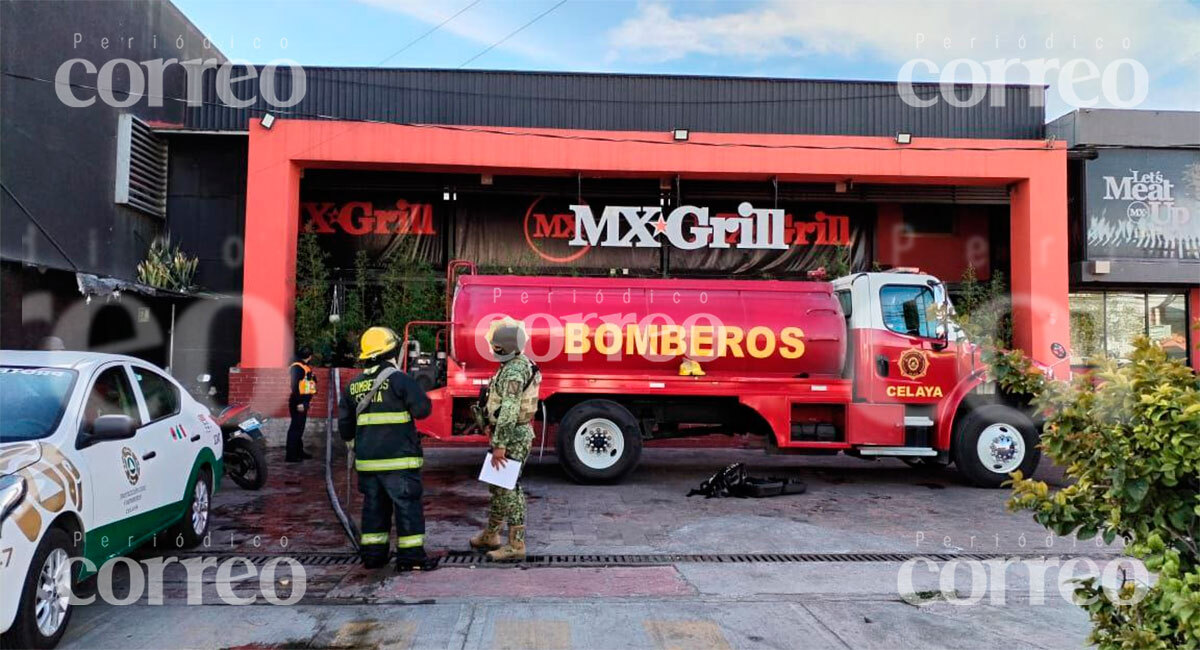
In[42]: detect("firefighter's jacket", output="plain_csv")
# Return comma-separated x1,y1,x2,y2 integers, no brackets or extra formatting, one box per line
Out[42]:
338,364,432,472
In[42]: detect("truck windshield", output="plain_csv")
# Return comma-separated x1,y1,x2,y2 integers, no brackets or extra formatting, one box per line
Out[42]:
0,367,78,442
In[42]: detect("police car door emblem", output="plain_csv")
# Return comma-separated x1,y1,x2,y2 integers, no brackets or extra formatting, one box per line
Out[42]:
121,447,140,485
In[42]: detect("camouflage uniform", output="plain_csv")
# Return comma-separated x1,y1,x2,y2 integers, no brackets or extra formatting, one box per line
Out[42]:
486,354,536,535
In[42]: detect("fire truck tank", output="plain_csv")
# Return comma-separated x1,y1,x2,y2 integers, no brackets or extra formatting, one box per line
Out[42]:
451,275,846,379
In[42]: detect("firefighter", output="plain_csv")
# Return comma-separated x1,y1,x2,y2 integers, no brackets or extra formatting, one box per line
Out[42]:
286,347,317,462
469,321,540,562
338,326,437,571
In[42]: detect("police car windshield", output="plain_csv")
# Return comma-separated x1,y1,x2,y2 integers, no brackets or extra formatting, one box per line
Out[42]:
0,367,78,442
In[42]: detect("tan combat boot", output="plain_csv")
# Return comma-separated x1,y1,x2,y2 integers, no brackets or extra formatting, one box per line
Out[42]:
486,525,526,562
469,517,503,551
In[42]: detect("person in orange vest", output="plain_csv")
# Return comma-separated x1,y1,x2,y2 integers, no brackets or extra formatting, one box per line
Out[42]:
286,346,318,462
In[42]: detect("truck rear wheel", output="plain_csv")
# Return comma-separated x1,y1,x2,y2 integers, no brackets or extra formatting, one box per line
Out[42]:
952,405,1040,488
556,399,642,484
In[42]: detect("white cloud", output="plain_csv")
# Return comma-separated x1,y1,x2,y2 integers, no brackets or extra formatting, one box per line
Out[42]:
610,1,1199,65
607,0,1200,109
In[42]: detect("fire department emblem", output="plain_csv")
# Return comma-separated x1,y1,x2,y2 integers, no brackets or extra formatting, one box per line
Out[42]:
897,349,930,380
121,447,141,485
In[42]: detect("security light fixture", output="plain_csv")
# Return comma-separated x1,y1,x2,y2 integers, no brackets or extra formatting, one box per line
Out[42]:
895,132,912,145
260,113,275,130
672,128,689,141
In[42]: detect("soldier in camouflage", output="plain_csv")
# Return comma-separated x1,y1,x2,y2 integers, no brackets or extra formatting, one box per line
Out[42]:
469,321,540,562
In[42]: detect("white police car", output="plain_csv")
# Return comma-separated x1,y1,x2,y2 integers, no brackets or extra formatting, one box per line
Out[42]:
0,351,222,648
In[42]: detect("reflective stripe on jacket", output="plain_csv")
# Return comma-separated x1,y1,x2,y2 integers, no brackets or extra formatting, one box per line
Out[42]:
357,411,412,426
355,456,424,471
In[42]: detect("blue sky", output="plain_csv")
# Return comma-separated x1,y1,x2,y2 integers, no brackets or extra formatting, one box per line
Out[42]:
176,0,1199,118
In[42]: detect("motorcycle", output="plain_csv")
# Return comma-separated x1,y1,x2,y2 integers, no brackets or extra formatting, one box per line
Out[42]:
191,374,269,490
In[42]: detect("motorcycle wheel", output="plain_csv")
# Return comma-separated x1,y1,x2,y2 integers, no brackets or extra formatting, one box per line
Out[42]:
225,438,268,490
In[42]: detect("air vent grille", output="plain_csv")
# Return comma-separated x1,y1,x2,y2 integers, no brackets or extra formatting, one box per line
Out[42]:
114,114,168,217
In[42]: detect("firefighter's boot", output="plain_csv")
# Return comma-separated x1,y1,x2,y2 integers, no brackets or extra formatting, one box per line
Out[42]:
469,517,503,551
395,554,439,572
486,525,526,562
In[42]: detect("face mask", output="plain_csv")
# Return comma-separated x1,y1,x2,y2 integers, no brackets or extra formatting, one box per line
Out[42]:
493,346,517,362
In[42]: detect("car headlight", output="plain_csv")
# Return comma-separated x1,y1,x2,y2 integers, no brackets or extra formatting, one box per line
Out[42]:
0,474,29,525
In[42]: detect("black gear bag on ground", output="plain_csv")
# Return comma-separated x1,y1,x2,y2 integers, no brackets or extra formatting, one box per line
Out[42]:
686,463,807,498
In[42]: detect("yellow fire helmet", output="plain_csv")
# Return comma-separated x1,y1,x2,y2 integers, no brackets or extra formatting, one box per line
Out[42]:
359,326,400,361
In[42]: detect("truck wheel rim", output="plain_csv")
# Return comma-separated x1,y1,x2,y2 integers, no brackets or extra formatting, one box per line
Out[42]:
192,478,210,534
976,423,1025,474
574,418,625,470
35,547,70,637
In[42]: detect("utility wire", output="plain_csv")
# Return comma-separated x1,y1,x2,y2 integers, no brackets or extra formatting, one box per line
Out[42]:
2,69,950,107
1,182,80,270
402,122,1061,152
457,0,567,68
377,0,484,66
2,71,1065,152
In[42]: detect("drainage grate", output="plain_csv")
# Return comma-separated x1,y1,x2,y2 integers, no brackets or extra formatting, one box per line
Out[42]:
172,552,361,566
173,550,1118,568
436,551,1115,567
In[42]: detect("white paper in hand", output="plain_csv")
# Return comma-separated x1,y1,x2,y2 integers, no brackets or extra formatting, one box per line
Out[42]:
478,453,522,490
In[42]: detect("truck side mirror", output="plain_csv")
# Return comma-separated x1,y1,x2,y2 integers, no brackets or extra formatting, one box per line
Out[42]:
902,301,922,336
924,279,951,350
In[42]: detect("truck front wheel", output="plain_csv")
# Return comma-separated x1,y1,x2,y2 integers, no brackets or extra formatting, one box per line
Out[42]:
556,399,643,484
952,405,1040,488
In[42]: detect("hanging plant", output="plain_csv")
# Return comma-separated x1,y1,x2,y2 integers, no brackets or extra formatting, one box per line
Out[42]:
136,235,199,291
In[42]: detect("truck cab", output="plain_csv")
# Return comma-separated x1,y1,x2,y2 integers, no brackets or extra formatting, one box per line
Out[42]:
831,271,1041,487
834,271,964,404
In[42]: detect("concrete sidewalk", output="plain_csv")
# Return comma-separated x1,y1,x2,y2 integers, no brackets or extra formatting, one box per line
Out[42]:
64,599,1092,649
62,558,1097,649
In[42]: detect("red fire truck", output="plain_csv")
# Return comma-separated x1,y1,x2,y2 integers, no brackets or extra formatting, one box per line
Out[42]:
405,263,1054,488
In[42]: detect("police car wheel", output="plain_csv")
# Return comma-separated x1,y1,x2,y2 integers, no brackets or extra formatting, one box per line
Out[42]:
556,399,642,484
172,469,212,548
2,527,76,649
952,405,1040,489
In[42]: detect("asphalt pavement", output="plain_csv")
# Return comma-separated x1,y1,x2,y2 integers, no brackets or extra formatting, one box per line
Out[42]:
57,436,1119,649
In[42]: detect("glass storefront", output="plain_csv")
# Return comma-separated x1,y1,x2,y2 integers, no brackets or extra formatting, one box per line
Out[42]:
1068,291,1192,365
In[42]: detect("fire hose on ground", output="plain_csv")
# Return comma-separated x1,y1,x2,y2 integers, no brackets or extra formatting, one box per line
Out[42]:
325,368,360,550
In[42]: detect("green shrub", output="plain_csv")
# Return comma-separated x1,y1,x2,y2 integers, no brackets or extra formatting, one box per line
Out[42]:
955,266,1012,348
293,232,335,362
1009,338,1200,649
338,250,371,357
380,238,443,354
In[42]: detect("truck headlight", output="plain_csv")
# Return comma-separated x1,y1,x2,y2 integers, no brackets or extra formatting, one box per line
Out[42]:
0,474,28,525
